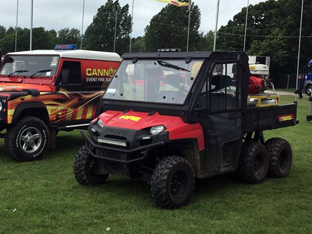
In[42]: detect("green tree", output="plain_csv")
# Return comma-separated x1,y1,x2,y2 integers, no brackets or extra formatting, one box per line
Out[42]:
216,0,312,78
144,1,201,52
248,30,288,75
49,29,57,39
32,27,56,50
0,26,6,39
0,27,27,53
0,26,57,53
6,27,15,35
198,31,214,51
84,0,131,54
131,36,145,52
0,34,15,54
57,28,81,47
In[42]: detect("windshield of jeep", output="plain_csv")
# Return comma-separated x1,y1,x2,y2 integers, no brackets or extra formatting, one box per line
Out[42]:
104,59,203,104
0,55,59,78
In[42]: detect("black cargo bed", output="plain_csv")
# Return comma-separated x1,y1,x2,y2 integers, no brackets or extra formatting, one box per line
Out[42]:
244,103,298,133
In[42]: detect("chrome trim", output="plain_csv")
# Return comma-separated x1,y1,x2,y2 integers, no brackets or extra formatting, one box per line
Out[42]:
98,138,127,147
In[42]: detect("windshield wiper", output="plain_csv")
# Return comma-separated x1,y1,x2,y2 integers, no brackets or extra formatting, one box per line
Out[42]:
30,69,52,78
8,70,29,77
157,60,190,72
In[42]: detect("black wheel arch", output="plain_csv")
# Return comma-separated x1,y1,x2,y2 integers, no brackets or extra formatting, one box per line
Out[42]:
160,139,200,176
12,102,50,125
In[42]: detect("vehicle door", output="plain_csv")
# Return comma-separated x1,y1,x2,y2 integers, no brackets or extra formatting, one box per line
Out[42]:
193,59,243,176
57,59,98,126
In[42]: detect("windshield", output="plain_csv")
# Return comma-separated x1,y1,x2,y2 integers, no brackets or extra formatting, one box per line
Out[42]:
104,59,203,104
0,55,59,78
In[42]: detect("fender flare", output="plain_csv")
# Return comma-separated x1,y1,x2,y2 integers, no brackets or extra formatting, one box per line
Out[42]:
11,102,49,124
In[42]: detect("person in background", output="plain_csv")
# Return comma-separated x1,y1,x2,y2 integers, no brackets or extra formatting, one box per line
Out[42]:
295,74,305,99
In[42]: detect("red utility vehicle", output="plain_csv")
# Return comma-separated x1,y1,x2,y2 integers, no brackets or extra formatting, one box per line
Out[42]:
74,51,297,209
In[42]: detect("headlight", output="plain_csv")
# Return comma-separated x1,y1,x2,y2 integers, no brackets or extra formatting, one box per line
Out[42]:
150,125,165,135
97,118,105,128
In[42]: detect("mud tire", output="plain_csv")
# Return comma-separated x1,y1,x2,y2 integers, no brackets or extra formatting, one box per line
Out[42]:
236,141,269,184
151,156,194,209
74,145,109,186
265,138,292,178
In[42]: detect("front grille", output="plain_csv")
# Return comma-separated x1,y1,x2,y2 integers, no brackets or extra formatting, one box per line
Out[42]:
95,148,125,160
98,137,127,147
105,134,127,141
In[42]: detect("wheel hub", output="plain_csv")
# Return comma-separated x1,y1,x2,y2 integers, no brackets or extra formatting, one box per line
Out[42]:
19,127,42,153
170,172,187,198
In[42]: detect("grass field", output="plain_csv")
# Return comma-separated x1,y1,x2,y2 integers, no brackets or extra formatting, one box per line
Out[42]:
1,95,312,234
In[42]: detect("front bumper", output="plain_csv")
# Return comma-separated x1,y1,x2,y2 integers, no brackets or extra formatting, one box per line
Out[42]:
83,131,165,164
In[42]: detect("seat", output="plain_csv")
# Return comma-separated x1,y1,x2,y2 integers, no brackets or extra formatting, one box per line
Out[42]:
211,75,232,92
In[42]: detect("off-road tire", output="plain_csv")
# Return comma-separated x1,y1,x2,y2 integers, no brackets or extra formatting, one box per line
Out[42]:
265,138,292,178
5,116,50,162
151,156,194,209
236,141,269,184
74,145,109,186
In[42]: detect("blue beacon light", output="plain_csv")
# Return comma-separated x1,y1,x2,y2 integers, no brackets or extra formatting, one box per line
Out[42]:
54,44,78,50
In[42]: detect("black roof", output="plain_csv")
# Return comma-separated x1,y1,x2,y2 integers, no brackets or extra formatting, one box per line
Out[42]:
122,51,245,60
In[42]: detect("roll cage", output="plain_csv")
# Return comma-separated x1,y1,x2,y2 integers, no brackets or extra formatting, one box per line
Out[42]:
102,51,249,123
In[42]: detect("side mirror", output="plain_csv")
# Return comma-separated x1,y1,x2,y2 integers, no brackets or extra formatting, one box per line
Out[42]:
61,68,70,84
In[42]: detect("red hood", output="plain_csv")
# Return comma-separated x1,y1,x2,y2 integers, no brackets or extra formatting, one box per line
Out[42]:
98,110,185,130
0,83,53,92
98,110,205,150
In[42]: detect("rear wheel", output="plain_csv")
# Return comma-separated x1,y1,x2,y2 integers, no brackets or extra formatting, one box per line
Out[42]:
74,145,109,186
5,116,50,162
236,141,269,184
265,138,292,178
151,156,194,209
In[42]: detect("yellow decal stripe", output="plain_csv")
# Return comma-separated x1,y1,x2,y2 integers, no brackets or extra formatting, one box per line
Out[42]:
66,109,73,121
76,107,83,120
87,105,94,119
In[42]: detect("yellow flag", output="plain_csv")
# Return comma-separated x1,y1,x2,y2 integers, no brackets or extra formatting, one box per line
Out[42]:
150,0,190,7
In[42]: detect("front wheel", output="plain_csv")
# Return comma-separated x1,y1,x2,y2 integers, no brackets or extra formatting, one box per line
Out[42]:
265,138,292,178
236,141,269,184
151,156,194,209
74,145,109,186
5,116,50,162
306,85,312,96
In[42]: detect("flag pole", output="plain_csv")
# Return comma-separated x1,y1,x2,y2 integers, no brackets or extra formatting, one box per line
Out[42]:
295,0,304,102
30,0,33,51
243,0,249,52
15,0,19,52
129,0,134,52
114,11,117,52
186,0,191,52
81,0,85,49
213,0,220,51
